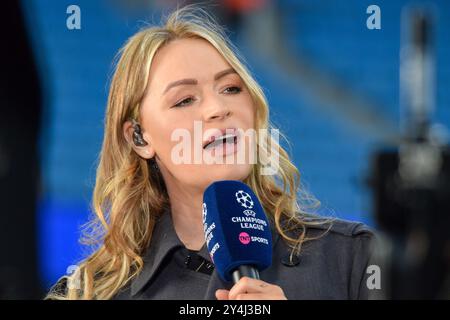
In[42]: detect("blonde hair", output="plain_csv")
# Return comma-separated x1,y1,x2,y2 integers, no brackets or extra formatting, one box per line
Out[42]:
47,4,330,300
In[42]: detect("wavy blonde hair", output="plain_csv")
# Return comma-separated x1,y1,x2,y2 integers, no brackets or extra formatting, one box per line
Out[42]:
47,4,330,300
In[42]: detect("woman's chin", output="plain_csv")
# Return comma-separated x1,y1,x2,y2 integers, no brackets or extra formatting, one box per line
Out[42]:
203,163,252,184
172,163,253,191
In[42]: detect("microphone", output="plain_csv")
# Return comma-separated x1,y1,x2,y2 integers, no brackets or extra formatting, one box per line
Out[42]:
202,180,272,283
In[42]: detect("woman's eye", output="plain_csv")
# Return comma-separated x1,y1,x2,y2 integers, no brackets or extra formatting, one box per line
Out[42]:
223,86,242,94
173,97,195,108
171,87,241,108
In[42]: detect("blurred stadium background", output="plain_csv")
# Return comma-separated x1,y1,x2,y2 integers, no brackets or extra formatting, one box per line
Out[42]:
1,0,448,298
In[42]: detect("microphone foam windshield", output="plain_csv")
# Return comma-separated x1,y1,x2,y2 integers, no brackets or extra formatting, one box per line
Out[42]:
202,180,272,282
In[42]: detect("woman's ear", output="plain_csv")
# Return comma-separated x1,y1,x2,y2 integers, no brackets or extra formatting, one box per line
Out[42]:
123,120,155,159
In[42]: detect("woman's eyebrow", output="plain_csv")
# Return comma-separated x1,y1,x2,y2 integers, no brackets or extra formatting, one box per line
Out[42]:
162,68,237,95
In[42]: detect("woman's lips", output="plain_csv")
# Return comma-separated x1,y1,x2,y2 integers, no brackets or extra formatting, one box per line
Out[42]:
204,131,241,158
202,128,238,149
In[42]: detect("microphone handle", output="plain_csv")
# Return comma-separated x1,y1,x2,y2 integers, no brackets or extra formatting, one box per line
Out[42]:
231,265,260,284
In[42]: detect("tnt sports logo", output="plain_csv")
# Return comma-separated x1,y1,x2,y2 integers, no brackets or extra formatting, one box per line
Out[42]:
202,203,207,223
238,232,251,245
235,190,254,209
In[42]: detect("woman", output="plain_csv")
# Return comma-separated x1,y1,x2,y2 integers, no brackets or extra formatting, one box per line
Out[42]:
47,5,377,300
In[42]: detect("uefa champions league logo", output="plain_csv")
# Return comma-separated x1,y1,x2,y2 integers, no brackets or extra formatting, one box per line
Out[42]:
232,188,268,246
235,190,256,217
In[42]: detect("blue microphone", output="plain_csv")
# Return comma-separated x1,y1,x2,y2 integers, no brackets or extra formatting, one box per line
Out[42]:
202,180,272,283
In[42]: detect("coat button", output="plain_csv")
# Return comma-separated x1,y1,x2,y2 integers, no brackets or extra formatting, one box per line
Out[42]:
281,253,300,267
184,255,192,266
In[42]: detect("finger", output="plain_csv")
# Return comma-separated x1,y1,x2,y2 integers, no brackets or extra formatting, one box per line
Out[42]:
215,289,230,300
234,293,286,300
228,277,273,300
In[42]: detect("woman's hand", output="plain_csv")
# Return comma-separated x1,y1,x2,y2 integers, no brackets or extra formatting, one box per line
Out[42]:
215,277,287,300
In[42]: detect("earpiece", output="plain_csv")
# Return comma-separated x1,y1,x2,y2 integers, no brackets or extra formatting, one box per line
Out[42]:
131,119,148,147
129,119,158,171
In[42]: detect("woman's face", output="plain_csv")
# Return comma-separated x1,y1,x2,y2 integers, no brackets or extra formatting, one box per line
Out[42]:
135,38,256,191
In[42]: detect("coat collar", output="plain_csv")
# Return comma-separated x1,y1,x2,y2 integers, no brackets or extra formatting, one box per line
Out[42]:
130,208,184,296
130,208,281,298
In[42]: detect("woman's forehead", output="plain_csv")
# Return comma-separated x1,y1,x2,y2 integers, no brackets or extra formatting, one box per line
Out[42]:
147,38,232,94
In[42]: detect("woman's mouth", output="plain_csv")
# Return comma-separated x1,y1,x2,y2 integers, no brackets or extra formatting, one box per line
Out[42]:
203,132,239,157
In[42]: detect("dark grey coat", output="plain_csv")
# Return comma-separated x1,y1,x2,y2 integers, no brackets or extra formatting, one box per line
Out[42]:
49,208,380,300
110,210,380,300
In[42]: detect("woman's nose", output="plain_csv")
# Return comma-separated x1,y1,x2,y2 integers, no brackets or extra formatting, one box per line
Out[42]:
203,104,232,122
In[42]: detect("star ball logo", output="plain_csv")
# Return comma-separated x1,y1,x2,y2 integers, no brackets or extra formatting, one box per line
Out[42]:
235,190,254,209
